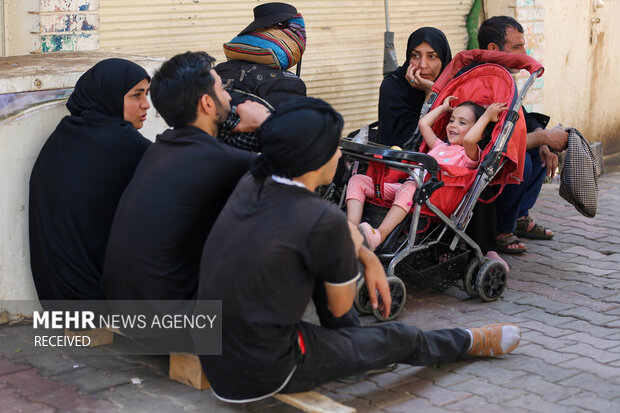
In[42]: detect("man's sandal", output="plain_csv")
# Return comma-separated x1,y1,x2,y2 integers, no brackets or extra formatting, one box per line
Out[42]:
495,233,527,254
514,215,554,240
466,323,521,357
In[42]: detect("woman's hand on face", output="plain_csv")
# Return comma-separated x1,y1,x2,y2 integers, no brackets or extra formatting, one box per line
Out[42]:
406,66,434,93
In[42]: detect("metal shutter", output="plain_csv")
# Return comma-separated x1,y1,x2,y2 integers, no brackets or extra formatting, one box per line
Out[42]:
99,0,473,133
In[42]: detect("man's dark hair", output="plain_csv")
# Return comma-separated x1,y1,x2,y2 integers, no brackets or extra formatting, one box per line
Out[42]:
477,16,524,50
150,51,217,127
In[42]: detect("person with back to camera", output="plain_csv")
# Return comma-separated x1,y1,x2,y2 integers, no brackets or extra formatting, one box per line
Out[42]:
477,16,569,253
193,97,522,403
348,96,509,268
377,27,452,147
29,58,152,303
215,2,307,151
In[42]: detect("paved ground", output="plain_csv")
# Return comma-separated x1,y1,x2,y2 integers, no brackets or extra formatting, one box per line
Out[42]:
2,171,620,412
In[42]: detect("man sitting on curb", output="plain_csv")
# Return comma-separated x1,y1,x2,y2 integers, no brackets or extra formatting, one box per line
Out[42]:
194,97,522,403
101,52,269,321
478,16,569,253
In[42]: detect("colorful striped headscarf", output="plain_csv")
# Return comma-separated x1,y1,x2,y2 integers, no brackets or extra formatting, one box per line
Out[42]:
223,15,306,70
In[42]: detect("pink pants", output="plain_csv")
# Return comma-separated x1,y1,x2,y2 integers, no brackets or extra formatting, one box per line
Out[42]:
345,174,417,212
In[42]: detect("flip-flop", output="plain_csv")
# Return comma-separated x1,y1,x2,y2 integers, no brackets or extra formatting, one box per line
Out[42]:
514,215,554,240
495,233,527,254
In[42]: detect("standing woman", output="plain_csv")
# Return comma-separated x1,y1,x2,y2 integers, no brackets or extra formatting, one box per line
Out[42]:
377,27,452,146
29,58,152,301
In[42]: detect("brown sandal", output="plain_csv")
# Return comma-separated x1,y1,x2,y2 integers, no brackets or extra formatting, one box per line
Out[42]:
495,233,527,254
514,215,554,240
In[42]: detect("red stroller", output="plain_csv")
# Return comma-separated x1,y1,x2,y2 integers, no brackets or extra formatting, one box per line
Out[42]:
335,50,544,320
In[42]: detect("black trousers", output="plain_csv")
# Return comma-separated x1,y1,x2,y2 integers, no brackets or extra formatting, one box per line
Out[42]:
282,321,469,393
283,278,470,393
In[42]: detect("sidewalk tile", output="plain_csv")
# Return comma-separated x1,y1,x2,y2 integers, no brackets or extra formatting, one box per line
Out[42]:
559,392,620,412
503,375,580,403
510,358,578,383
0,357,30,376
560,342,620,364
558,358,620,380
0,367,67,396
449,377,526,403
0,387,55,413
385,395,457,413
505,393,581,413
560,372,620,399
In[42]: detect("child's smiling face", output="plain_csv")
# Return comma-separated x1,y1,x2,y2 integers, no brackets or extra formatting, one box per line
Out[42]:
446,106,476,145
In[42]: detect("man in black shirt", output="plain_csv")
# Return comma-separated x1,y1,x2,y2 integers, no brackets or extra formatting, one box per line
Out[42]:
101,52,270,316
195,97,522,403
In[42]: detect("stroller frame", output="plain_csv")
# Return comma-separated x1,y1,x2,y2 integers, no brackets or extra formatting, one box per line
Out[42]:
334,50,544,321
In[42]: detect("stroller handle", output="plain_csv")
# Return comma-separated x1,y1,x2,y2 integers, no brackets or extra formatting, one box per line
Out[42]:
340,139,440,178
433,50,544,93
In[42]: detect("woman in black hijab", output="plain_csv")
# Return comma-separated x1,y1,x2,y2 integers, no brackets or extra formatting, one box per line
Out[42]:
377,27,452,146
29,58,152,301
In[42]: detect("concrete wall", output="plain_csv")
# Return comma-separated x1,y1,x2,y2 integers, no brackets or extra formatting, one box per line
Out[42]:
484,0,620,152
544,0,620,153
3,0,40,56
0,52,166,316
1,0,100,56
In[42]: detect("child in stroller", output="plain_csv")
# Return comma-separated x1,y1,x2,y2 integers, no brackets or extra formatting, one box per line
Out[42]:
346,97,507,253
331,49,543,321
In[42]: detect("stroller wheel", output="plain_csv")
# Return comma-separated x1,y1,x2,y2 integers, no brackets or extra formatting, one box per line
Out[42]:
354,280,373,315
372,276,406,322
476,261,507,301
463,259,480,298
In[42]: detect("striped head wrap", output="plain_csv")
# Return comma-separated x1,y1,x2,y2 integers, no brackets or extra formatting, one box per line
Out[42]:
223,15,306,70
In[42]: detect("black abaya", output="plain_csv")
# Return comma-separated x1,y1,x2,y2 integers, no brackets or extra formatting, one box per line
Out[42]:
29,58,151,300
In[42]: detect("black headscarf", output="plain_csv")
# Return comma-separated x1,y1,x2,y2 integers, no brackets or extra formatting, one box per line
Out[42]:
404,27,452,68
29,58,152,302
377,27,452,147
67,58,150,120
252,97,343,179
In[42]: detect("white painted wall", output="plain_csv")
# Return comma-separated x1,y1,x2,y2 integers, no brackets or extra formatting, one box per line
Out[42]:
3,0,40,56
0,52,166,316
544,0,620,153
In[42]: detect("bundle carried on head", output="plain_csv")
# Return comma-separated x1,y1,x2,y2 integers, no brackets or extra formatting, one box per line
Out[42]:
223,10,306,70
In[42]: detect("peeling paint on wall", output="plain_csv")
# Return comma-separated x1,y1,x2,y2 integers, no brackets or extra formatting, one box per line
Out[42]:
76,33,99,50
41,34,76,52
37,0,99,53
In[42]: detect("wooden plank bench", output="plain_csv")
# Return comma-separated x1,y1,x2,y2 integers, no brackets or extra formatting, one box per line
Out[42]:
64,327,115,347
64,328,355,412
